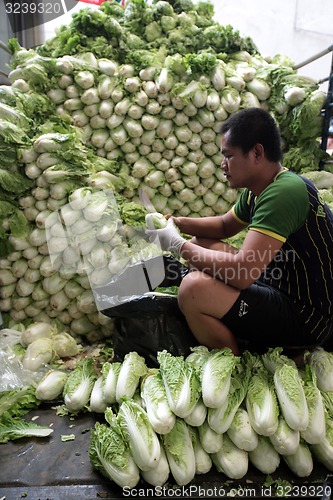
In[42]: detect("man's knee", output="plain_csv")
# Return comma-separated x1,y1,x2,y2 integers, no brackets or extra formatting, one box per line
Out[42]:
178,271,204,312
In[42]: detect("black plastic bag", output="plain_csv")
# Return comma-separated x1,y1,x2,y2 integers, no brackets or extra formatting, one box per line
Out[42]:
101,255,198,367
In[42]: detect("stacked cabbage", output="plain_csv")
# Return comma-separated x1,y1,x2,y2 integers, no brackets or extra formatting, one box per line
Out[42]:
0,0,330,339
30,345,333,486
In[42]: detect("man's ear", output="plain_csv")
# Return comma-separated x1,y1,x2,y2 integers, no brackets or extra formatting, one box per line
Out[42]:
253,143,264,160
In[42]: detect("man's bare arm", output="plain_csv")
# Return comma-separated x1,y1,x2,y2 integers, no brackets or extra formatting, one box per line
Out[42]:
180,229,283,290
173,209,246,240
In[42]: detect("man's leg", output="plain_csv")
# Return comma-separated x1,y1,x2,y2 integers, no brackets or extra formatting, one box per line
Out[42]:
178,270,241,355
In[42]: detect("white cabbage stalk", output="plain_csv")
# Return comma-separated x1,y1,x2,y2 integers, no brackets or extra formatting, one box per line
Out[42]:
52,332,81,357
47,88,66,104
274,364,309,432
284,86,307,106
162,418,196,486
269,415,300,456
241,91,261,108
245,364,279,437
21,321,56,346
311,418,333,471
33,133,72,154
197,419,223,454
117,399,161,471
102,361,122,404
226,74,246,91
140,369,176,435
63,357,97,411
184,397,207,427
261,346,296,374
89,420,140,488
35,369,68,401
22,337,54,371
211,433,248,479
210,62,226,91
157,350,201,419
246,78,271,100
189,426,212,475
140,441,170,486
50,289,71,312
221,86,241,113
42,275,67,295
305,347,333,392
98,58,117,76
227,407,258,451
249,435,280,474
116,352,147,403
90,376,108,413
201,348,238,409
0,269,17,287
77,289,98,314
68,187,92,210
283,440,313,477
74,70,95,89
300,364,326,444
145,212,168,230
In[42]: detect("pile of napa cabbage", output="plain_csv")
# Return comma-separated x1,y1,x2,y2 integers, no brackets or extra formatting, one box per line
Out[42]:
0,0,331,340
4,338,333,488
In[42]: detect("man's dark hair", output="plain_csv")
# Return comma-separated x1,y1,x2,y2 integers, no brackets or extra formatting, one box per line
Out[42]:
220,108,282,162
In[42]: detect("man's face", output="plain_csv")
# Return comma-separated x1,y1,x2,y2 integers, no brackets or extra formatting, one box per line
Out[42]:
220,132,252,189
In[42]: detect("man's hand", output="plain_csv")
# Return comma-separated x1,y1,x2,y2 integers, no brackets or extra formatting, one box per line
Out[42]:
146,218,186,256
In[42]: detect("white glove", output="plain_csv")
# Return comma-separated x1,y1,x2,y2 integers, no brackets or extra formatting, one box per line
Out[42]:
146,218,186,256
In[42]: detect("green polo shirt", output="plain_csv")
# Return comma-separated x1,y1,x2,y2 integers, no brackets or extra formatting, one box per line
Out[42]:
232,169,333,337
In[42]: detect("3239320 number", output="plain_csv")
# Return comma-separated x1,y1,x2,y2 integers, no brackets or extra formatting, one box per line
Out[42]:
5,2,62,15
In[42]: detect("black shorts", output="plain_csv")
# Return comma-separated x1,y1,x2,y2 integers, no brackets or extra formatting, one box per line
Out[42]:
222,282,333,353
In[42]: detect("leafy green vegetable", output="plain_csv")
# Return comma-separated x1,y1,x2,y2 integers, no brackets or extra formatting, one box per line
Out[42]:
300,364,326,444
227,407,258,451
0,119,30,144
145,212,168,229
101,361,122,405
162,417,196,486
269,415,300,456
0,169,32,196
244,352,279,436
157,350,201,418
35,370,68,401
154,285,179,296
35,0,258,61
211,432,248,479
63,357,97,412
22,337,54,372
0,385,40,419
115,351,147,402
283,439,313,477
290,89,326,141
0,416,53,443
311,417,333,472
249,435,280,474
208,362,249,434
201,347,239,409
116,399,161,471
140,440,170,486
273,364,309,432
140,368,176,434
89,419,140,488
305,347,333,392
